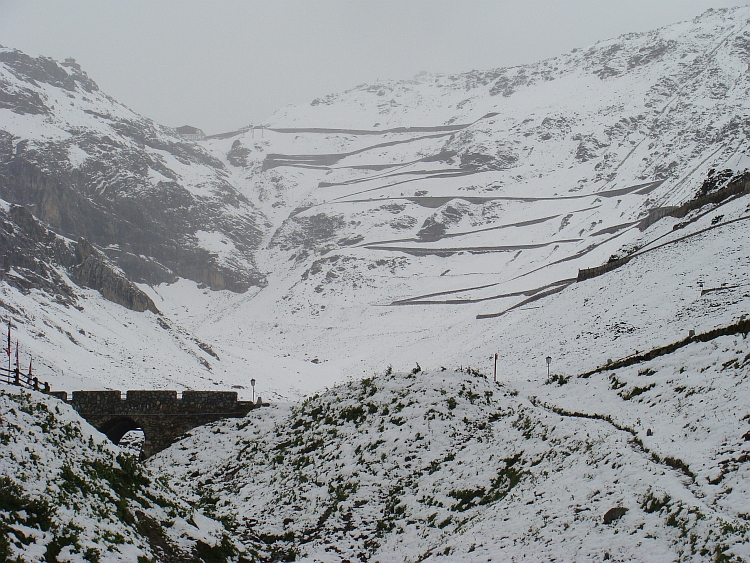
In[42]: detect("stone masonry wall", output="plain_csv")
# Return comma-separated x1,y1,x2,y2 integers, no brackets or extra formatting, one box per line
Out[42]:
69,390,260,458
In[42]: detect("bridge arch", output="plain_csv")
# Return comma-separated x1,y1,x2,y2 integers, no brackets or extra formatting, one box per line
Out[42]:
99,417,143,445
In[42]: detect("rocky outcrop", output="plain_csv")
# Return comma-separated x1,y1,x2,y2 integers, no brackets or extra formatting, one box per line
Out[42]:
0,204,158,313
71,238,159,313
269,213,348,252
0,49,268,297
227,139,251,167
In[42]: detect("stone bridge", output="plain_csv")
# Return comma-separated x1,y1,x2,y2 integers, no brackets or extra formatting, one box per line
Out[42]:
54,390,261,459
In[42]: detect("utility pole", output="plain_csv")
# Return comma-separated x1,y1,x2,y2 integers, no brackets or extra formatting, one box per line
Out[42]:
251,378,256,403
546,356,552,382
493,352,498,383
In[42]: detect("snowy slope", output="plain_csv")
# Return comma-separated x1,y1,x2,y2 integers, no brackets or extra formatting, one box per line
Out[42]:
151,339,750,561
0,385,250,562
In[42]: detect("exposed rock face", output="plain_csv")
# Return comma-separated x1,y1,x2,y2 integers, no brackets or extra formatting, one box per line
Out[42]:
71,238,159,313
0,47,268,301
0,204,76,304
227,139,251,167
0,204,158,313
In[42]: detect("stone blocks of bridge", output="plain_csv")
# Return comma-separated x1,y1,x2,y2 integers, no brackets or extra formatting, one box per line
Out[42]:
181,391,240,411
66,389,260,459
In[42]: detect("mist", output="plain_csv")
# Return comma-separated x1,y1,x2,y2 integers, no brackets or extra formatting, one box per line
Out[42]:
0,0,741,133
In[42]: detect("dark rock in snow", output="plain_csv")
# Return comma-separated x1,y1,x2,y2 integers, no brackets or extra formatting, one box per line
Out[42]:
603,506,629,524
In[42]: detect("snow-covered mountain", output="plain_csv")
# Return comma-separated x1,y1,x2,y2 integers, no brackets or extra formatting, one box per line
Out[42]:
2,7,749,400
2,4,750,562
0,47,267,293
191,6,750,398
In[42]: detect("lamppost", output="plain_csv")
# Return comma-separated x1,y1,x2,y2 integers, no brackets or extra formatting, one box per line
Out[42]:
251,378,256,403
546,356,552,381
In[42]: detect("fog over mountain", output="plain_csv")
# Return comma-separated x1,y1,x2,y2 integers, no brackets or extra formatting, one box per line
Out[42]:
2,4,750,562
0,0,741,132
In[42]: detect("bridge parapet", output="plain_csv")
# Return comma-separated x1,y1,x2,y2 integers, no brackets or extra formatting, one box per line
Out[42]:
126,390,177,403
72,390,123,411
181,390,239,413
121,390,179,414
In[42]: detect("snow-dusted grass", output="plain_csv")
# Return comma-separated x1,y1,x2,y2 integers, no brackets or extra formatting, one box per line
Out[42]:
152,348,750,561
527,332,750,521
0,386,246,562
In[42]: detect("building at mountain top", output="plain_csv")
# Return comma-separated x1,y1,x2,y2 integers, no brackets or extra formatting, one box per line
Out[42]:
176,125,206,141
61,58,81,71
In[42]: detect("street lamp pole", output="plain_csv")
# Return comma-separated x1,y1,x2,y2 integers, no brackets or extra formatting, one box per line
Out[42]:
251,378,256,403
546,356,552,381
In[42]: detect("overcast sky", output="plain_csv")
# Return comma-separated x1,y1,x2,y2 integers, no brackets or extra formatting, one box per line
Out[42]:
0,0,742,133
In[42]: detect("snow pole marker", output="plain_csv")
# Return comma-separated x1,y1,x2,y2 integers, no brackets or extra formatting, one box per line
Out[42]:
6,320,10,377
14,340,20,383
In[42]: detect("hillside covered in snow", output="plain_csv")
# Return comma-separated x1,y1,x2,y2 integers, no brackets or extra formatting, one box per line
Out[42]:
151,342,750,562
0,385,250,562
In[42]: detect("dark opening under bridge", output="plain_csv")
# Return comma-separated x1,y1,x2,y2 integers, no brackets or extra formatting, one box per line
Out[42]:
51,389,261,459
